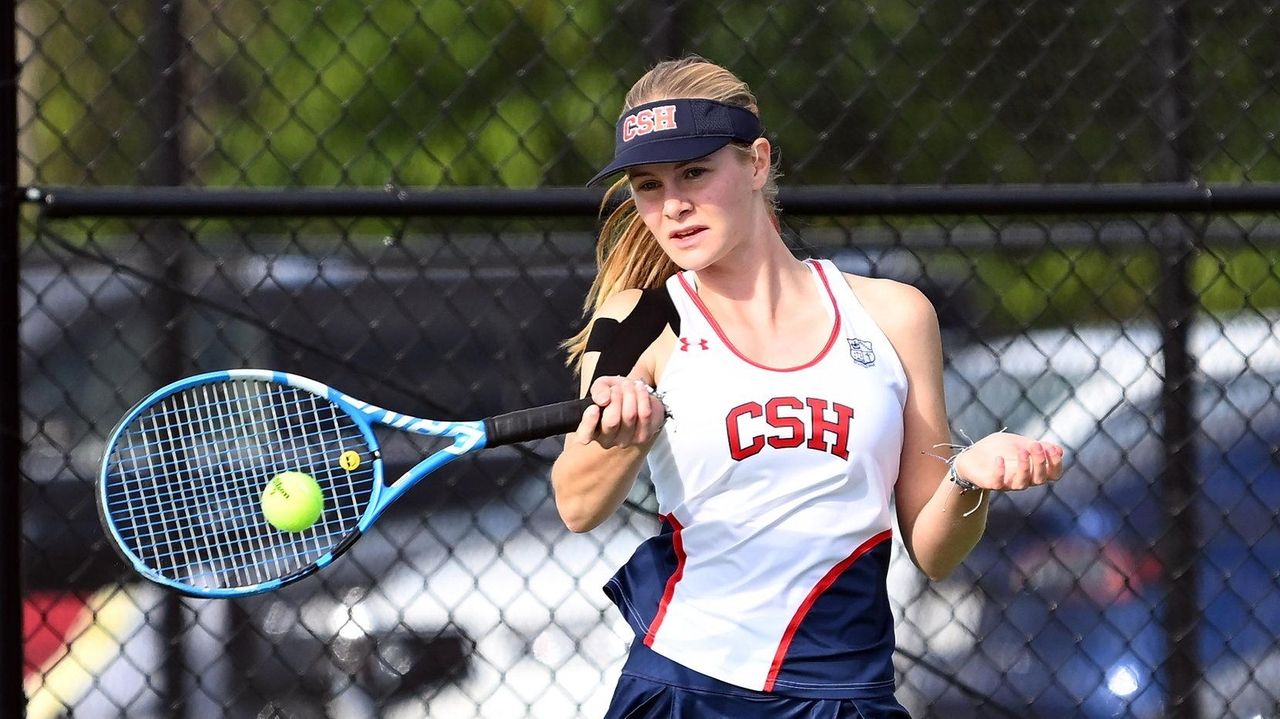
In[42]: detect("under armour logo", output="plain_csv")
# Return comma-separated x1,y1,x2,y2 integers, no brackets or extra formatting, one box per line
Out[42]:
679,337,710,352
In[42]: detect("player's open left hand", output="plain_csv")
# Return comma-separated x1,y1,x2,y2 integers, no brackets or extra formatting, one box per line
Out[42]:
952,431,1065,492
575,375,666,449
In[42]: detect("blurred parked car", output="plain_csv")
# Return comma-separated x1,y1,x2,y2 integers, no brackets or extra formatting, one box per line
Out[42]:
20,243,592,589
18,244,595,717
910,314,1280,719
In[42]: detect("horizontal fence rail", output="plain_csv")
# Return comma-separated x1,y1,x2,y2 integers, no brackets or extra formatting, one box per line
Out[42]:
27,182,1280,218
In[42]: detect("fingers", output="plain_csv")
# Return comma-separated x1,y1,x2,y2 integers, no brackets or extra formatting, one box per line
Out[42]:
1049,444,1066,479
1023,445,1045,488
589,376,617,405
1029,442,1065,486
578,376,665,449
957,433,1066,492
573,404,600,445
1002,441,1064,490
619,381,638,439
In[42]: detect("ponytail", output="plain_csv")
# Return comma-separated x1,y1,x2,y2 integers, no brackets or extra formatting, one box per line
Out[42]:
562,177,679,369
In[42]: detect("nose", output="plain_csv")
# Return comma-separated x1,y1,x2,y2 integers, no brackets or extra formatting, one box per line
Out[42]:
663,195,692,221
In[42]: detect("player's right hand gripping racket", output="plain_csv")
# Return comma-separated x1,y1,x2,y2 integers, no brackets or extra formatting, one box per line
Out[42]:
97,369,590,598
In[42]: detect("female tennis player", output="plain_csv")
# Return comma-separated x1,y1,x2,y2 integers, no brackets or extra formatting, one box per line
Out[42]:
551,56,1065,718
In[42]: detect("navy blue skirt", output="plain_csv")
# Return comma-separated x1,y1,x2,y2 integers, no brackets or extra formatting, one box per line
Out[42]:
604,642,911,719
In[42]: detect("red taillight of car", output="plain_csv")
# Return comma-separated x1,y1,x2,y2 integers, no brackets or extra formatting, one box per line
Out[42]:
1010,537,1162,604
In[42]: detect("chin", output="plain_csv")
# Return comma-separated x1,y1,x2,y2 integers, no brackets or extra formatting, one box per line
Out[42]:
665,250,716,273
661,239,725,273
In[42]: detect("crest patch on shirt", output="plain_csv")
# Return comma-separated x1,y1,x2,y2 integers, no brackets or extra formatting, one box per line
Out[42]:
848,338,875,367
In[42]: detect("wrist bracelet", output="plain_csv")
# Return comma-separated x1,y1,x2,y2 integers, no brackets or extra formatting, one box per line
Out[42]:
946,463,986,517
925,433,990,518
946,463,980,493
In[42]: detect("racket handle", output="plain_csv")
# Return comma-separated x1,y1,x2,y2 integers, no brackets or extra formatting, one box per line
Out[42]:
483,398,595,447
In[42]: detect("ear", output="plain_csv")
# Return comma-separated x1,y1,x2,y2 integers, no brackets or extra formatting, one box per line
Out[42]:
749,138,772,191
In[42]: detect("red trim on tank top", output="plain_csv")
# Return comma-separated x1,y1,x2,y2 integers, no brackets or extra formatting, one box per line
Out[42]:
643,514,687,648
675,259,842,373
763,529,893,692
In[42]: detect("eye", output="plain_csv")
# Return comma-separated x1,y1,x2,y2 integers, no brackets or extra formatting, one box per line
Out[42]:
684,167,707,180
630,179,660,192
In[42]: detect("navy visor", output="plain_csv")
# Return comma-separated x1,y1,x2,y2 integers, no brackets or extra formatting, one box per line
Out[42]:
587,98,763,186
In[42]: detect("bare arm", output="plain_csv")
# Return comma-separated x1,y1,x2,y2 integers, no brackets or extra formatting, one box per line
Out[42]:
862,278,1064,580
881,283,987,580
550,290,667,533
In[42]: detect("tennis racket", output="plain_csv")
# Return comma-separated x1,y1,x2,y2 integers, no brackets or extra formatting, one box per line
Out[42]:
97,369,590,598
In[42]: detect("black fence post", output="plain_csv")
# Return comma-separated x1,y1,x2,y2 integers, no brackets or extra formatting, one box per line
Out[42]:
644,1,684,63
0,0,23,713
1151,2,1202,718
143,0,190,716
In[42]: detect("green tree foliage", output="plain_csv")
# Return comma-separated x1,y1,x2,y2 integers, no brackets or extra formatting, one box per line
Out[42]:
21,0,1280,188
17,1,1280,325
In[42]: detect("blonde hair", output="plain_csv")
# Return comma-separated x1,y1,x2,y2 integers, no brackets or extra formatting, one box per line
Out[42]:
563,56,781,369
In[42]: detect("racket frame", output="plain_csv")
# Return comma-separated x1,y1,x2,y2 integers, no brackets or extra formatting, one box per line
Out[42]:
97,369,494,598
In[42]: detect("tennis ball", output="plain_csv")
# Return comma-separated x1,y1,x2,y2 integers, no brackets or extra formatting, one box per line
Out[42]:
261,471,324,532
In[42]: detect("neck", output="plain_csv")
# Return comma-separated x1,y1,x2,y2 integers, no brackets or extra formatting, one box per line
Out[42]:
695,203,803,297
691,222,811,323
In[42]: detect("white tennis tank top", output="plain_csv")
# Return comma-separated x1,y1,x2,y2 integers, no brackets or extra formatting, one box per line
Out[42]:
604,258,909,697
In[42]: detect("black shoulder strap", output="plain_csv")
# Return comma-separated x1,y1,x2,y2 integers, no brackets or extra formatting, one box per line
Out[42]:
584,286,680,388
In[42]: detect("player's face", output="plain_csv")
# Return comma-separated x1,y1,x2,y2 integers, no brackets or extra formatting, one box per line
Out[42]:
627,144,764,271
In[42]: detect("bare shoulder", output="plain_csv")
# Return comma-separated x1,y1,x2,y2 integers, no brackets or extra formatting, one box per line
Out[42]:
581,286,674,387
594,288,645,321
842,273,939,338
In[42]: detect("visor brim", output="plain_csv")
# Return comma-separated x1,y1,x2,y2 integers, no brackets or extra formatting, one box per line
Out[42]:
586,136,738,187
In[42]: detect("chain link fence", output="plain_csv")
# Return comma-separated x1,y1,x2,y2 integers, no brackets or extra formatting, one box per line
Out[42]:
11,1,1280,718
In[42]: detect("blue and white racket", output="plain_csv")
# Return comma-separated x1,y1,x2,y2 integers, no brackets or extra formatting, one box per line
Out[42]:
97,369,590,598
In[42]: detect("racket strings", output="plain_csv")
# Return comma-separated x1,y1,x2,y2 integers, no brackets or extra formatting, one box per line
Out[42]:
102,379,376,590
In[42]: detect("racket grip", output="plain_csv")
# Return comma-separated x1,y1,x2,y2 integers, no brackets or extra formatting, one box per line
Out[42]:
483,398,595,447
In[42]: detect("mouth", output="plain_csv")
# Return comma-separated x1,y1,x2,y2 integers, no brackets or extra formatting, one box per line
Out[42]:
668,226,707,243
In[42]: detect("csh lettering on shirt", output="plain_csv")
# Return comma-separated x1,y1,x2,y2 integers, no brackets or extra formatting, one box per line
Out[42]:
724,397,854,461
